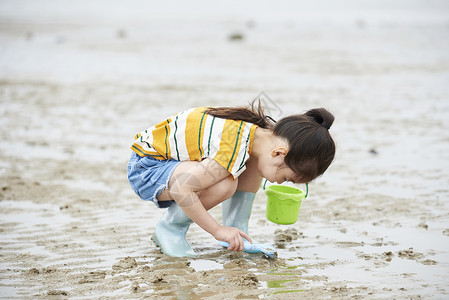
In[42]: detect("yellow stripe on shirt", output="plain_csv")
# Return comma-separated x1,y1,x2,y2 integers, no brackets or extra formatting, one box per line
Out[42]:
248,124,257,155
131,143,162,158
150,118,171,159
185,107,207,161
215,119,245,172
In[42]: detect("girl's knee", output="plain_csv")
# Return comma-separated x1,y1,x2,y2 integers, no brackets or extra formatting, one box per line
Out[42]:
220,176,238,199
200,176,237,201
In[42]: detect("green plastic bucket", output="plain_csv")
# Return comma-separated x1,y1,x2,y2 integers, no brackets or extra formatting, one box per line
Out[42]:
265,184,307,225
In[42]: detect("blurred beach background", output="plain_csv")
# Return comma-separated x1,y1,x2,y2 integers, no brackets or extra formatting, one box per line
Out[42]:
1,0,449,298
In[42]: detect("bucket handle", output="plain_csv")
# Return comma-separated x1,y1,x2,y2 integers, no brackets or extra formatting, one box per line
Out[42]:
262,179,308,198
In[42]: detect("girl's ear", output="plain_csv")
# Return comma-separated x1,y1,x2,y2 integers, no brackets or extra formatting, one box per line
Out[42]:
271,147,288,158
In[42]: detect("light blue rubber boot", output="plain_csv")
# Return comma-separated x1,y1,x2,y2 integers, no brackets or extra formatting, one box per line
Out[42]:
222,190,255,233
152,203,197,257
221,190,260,253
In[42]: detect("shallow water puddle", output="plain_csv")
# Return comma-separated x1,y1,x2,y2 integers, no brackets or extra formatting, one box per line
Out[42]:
0,200,64,224
189,259,223,271
256,271,306,297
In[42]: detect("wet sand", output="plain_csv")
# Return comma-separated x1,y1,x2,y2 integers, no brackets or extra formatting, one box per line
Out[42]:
1,0,449,298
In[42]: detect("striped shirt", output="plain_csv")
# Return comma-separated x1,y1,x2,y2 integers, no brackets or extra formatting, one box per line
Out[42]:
131,107,258,179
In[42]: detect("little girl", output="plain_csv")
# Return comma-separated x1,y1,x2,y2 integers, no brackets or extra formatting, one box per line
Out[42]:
127,100,335,257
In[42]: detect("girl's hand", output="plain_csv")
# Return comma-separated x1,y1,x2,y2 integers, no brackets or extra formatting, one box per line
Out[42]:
213,225,253,252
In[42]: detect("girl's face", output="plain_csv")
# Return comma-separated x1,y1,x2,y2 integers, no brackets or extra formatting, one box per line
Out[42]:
258,147,307,184
273,164,304,184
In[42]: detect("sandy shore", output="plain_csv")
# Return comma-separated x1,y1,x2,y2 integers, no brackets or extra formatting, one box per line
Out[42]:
1,0,449,298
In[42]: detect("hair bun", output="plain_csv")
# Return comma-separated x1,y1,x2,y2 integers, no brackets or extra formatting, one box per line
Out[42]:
305,108,334,130
321,121,330,130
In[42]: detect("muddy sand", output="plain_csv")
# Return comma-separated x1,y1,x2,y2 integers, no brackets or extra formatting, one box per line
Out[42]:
1,1,449,299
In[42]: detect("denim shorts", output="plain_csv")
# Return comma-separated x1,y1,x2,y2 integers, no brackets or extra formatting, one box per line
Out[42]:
127,152,181,208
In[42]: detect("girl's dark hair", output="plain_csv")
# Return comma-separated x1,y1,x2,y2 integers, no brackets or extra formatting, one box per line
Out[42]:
273,108,335,182
205,100,276,129
205,100,335,181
